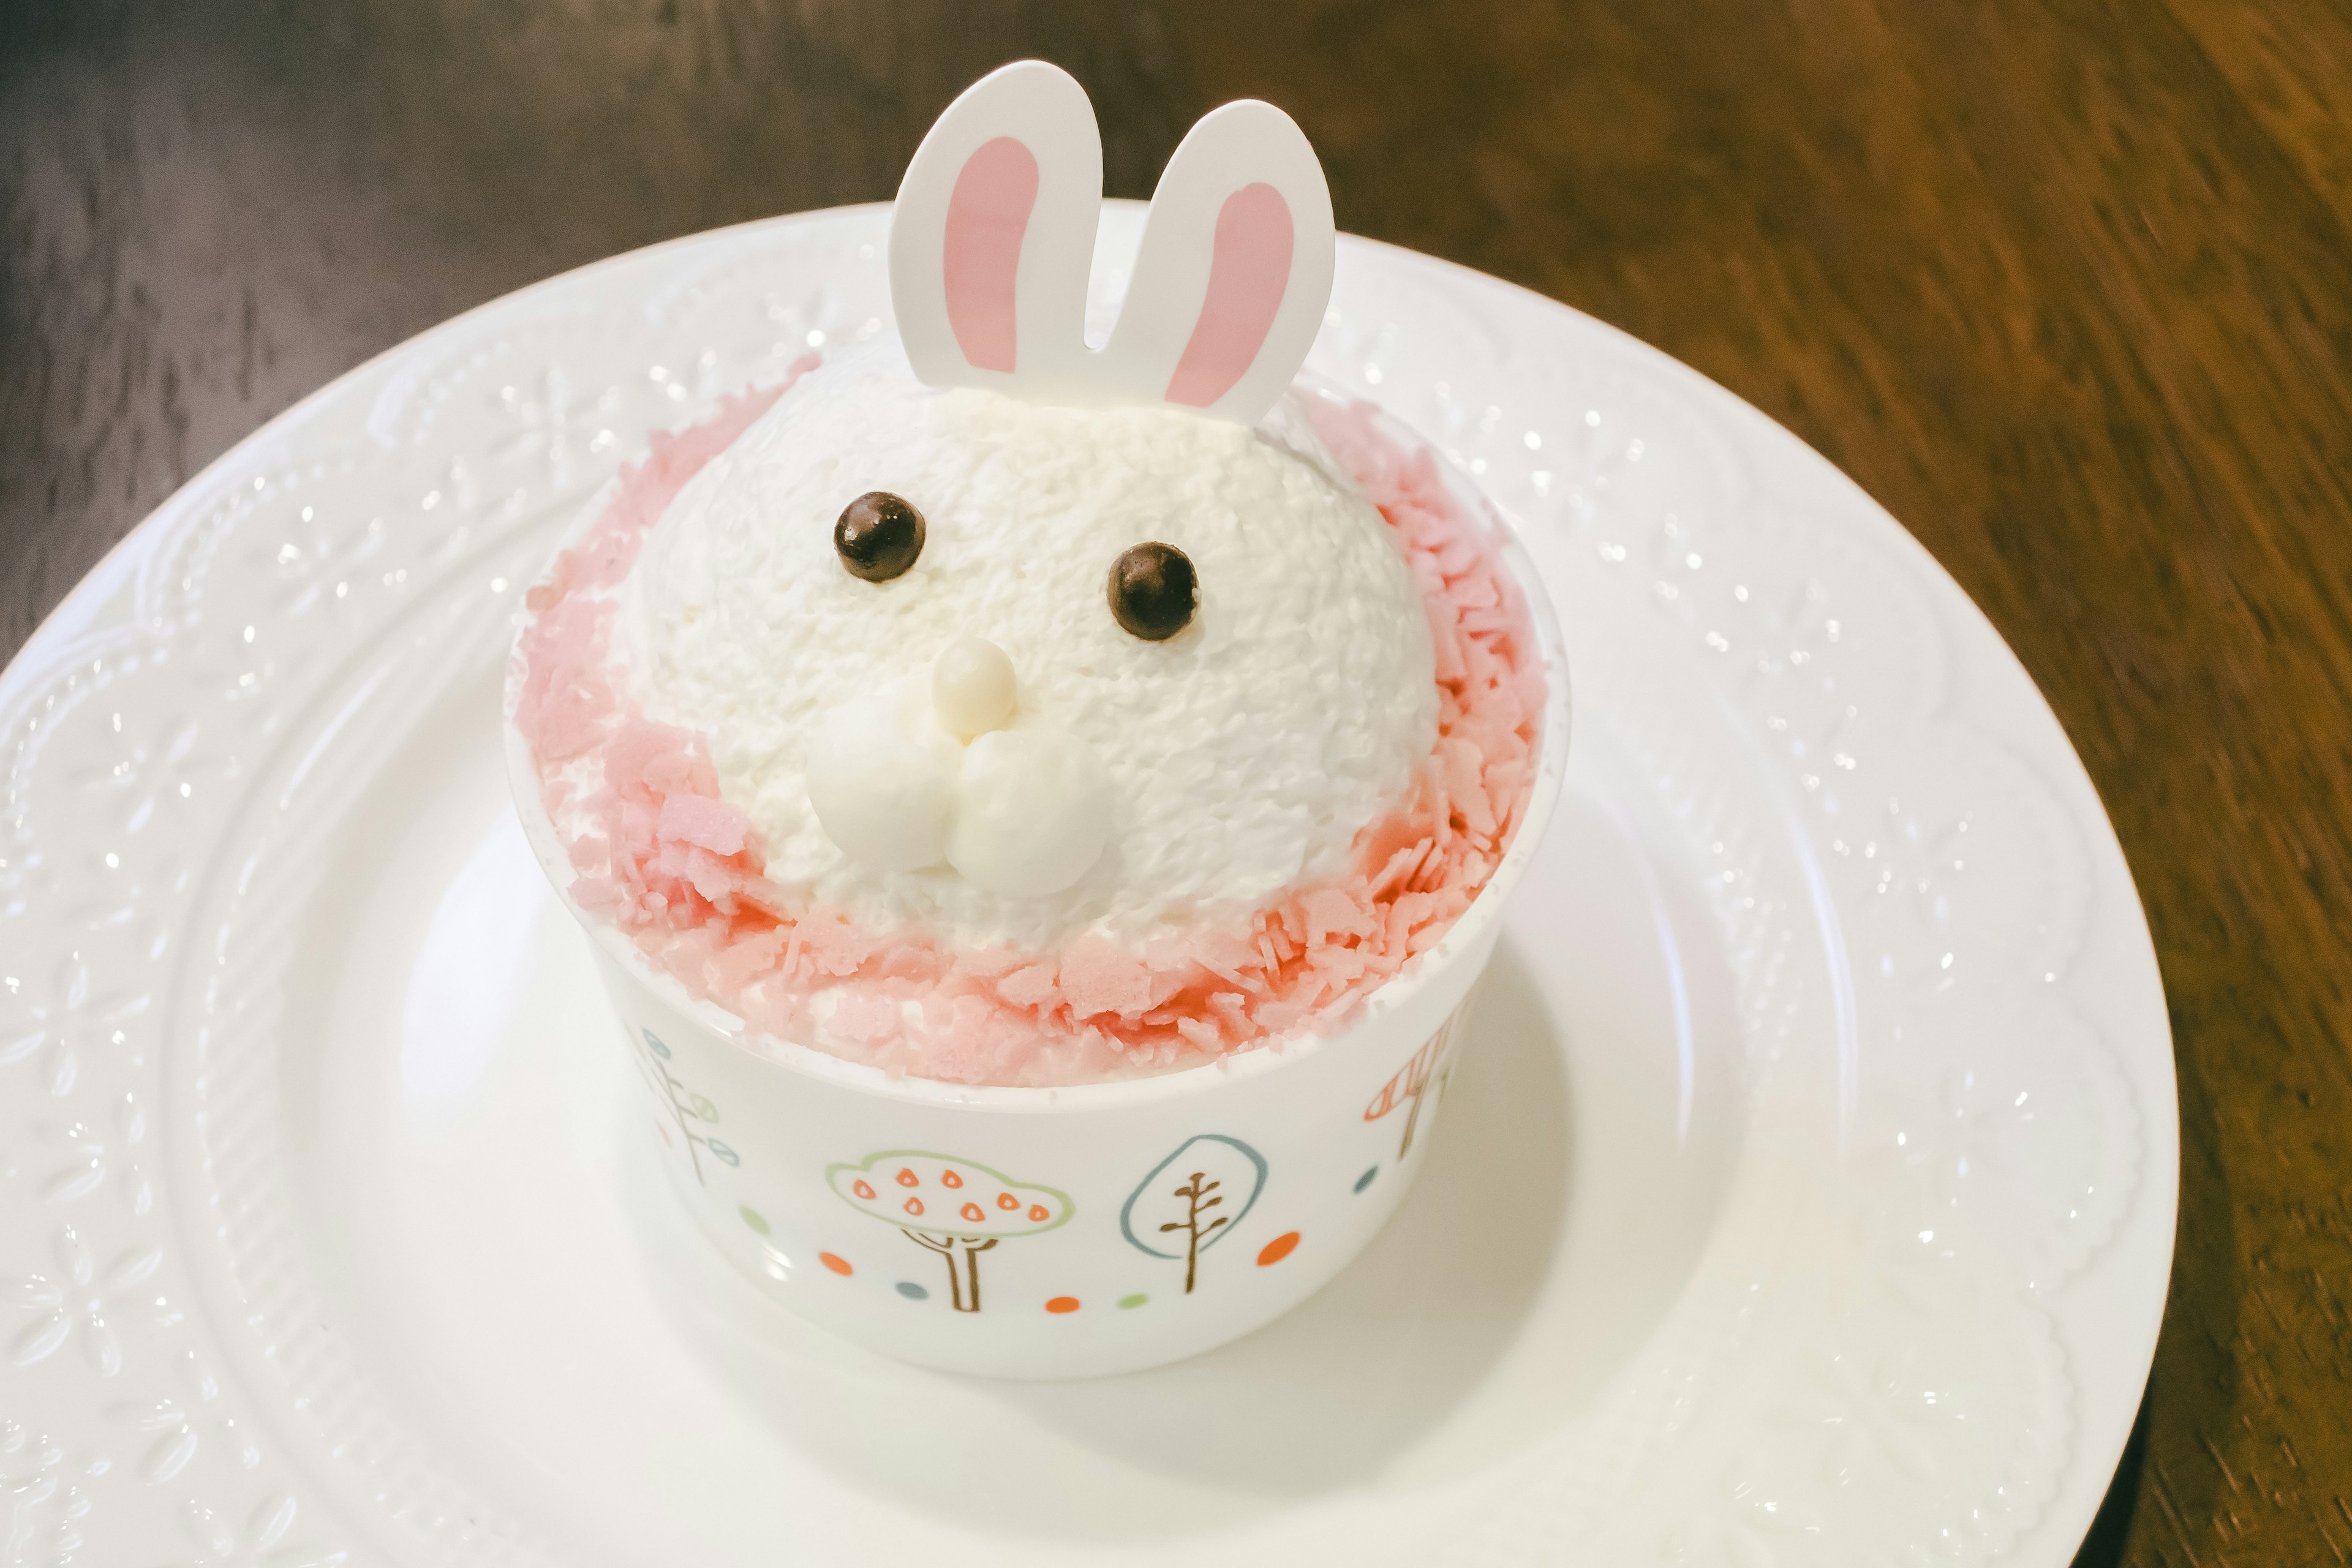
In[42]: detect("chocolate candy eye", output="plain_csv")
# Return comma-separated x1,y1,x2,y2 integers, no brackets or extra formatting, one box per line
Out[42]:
835,491,925,582
1107,543,1197,641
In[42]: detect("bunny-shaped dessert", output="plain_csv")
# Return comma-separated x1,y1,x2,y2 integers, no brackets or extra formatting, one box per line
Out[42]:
504,66,1559,1368
618,62,1436,954
514,60,1550,1090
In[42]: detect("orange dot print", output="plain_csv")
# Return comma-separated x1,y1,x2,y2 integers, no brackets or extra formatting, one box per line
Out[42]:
819,1252,853,1276
960,1202,984,1222
1257,1231,1301,1267
852,1179,875,1200
1028,1204,1050,1221
941,1169,963,1188
1046,1297,1080,1314
896,1167,920,1187
996,1192,1019,1210
903,1196,924,1216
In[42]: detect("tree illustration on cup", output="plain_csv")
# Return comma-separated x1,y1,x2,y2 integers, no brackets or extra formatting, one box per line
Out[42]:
826,1151,1071,1313
1120,1134,1268,1294
1363,1003,1472,1159
634,1027,737,1185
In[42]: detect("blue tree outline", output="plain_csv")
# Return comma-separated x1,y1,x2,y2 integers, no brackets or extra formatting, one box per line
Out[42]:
1120,1134,1268,1292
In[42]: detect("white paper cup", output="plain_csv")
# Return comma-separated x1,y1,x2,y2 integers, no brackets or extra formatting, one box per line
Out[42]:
506,395,1570,1378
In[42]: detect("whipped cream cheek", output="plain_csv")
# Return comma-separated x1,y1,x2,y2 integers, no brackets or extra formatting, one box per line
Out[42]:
512,355,1546,1087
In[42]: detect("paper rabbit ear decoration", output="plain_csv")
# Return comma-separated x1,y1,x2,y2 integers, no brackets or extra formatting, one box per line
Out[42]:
889,60,1335,426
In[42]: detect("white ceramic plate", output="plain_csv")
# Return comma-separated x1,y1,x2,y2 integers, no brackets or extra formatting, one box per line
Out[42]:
0,205,2174,1567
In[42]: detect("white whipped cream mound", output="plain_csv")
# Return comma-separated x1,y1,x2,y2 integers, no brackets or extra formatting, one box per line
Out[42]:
619,344,1438,952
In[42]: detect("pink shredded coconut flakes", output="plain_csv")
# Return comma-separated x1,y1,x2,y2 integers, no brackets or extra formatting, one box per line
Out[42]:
512,366,1546,1087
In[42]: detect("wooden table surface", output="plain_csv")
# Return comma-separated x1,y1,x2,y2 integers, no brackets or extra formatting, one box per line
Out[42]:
6,2,2348,1561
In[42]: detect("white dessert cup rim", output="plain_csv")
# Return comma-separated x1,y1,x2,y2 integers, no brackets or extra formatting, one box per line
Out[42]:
502,383,1572,1115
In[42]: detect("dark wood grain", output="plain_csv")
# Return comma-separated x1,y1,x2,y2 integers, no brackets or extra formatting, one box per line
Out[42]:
6,2,2348,1561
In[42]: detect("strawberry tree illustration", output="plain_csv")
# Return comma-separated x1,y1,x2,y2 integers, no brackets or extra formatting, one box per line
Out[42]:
1363,1005,1471,1159
1120,1134,1267,1294
826,1151,1071,1313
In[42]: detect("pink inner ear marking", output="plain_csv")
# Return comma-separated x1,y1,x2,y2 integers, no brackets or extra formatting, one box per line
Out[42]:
943,136,1039,374
1164,182,1294,410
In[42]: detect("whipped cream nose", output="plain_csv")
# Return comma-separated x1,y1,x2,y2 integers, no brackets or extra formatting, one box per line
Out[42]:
933,635,1017,738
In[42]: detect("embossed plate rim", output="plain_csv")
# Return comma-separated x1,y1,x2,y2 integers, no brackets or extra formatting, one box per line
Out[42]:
0,202,2176,1567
